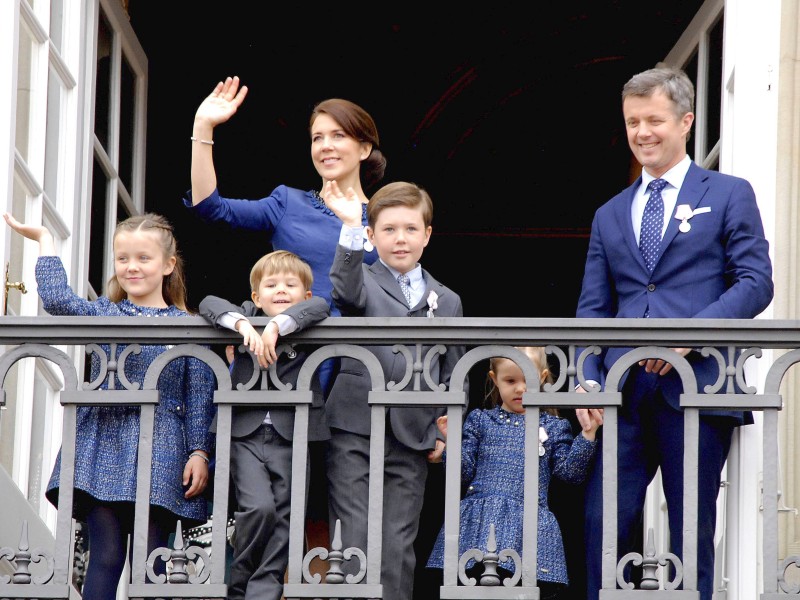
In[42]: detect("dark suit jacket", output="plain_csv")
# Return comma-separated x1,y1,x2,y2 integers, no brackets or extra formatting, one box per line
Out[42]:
328,245,466,451
576,161,774,421
200,294,331,441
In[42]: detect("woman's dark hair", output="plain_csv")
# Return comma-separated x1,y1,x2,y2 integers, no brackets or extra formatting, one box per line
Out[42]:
310,98,387,191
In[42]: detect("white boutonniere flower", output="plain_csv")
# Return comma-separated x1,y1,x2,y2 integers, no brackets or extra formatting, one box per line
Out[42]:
426,291,439,318
538,426,548,456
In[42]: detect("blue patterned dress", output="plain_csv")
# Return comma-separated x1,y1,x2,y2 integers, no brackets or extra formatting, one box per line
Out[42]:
426,406,597,585
37,256,215,525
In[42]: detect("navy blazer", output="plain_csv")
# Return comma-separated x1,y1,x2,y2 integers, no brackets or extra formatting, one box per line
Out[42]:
200,294,331,441
328,244,467,451
576,162,773,420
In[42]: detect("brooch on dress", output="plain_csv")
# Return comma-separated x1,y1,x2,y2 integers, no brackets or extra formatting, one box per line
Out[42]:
539,426,548,456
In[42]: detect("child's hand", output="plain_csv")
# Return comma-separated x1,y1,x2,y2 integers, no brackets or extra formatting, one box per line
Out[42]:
235,319,264,360
576,408,604,442
427,438,445,463
259,320,280,368
4,213,51,242
4,212,56,255
183,453,209,499
436,415,448,439
322,180,363,227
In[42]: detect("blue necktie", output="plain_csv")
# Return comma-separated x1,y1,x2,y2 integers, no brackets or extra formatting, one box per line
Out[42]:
397,273,412,307
640,178,668,272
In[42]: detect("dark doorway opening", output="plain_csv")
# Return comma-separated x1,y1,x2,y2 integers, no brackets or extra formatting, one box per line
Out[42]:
128,7,703,599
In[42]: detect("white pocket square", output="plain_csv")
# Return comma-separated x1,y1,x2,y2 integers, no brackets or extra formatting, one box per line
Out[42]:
674,204,711,220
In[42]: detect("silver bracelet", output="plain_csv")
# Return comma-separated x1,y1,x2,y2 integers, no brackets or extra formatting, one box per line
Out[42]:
190,136,214,145
189,451,210,463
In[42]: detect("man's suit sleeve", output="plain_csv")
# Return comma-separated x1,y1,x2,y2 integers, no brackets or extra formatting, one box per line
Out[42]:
575,212,613,384
692,178,773,319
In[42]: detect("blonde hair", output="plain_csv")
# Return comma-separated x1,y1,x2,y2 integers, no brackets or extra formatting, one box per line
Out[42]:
249,250,313,292
485,346,557,416
107,213,188,311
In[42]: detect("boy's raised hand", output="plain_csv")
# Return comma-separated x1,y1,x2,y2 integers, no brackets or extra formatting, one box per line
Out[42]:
322,180,363,227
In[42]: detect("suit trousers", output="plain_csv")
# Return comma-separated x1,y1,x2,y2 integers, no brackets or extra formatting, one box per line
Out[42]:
584,368,734,600
228,423,299,600
326,425,428,600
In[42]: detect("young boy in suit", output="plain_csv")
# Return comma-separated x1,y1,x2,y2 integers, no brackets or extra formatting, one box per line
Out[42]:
199,250,330,600
323,180,466,600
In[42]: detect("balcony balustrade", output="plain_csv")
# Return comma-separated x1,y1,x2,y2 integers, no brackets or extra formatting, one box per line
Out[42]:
0,315,797,599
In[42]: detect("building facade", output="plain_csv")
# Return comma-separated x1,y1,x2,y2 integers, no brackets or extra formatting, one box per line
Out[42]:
1,0,799,597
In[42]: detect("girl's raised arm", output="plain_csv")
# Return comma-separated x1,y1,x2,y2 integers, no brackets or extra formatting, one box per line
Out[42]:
4,212,55,255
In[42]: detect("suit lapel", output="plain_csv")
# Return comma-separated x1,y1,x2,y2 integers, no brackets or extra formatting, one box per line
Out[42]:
418,271,448,312
615,177,648,273
370,260,410,307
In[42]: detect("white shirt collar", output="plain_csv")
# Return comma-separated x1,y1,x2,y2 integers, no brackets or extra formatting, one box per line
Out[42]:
641,154,692,192
382,261,422,287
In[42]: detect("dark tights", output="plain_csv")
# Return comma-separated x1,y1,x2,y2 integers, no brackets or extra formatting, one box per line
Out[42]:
81,502,176,600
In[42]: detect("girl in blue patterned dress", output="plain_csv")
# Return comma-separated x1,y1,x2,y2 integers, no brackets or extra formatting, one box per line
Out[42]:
4,212,215,600
426,347,603,599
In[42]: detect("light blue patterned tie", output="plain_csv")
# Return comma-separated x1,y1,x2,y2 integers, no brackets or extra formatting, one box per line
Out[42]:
397,273,412,307
640,178,668,272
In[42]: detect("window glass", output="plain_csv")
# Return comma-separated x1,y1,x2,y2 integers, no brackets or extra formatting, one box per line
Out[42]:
95,12,112,149
706,14,724,159
119,55,135,193
89,157,109,295
44,67,62,206
49,0,64,53
684,50,699,159
15,22,35,162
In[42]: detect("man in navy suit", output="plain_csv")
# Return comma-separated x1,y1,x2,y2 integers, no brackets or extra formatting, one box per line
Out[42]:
576,65,773,600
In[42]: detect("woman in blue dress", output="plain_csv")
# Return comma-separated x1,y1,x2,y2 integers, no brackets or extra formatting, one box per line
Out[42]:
427,347,603,599
184,75,384,313
183,75,387,568
4,211,215,600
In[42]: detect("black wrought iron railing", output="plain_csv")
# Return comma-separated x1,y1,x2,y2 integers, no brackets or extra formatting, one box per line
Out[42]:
0,316,797,599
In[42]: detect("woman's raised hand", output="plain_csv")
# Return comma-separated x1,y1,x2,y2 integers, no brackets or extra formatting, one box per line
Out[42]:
194,76,249,128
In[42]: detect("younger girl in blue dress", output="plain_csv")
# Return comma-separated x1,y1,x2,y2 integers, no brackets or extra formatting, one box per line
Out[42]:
4,211,215,600
426,347,602,599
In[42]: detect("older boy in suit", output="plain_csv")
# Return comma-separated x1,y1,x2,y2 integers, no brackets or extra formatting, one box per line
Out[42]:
576,65,773,600
199,250,330,600
323,180,466,600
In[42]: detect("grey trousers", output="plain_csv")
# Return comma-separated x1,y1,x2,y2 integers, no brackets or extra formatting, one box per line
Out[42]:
326,426,428,600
